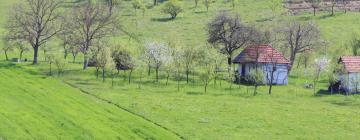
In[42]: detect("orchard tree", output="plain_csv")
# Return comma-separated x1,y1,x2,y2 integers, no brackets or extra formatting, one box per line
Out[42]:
144,41,172,82
208,11,258,70
203,0,211,12
96,47,112,82
54,56,67,76
1,35,13,61
14,41,30,61
246,69,264,96
268,0,280,17
45,54,55,76
199,47,218,94
330,0,339,16
313,57,330,95
112,50,134,84
162,0,183,19
67,1,120,69
132,0,145,16
181,45,201,83
307,0,322,16
283,21,320,73
6,0,63,64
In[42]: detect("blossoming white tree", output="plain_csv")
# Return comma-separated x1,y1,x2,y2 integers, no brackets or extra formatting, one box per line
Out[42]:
144,41,172,82
313,56,330,95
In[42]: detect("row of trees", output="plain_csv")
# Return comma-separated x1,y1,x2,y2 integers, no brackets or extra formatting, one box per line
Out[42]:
301,0,352,16
4,0,120,70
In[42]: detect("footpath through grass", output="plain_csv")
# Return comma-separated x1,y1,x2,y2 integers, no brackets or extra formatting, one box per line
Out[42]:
0,62,181,140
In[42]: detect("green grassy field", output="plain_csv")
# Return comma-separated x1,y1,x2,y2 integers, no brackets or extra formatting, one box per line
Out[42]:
1,0,360,139
0,62,181,139
55,63,359,140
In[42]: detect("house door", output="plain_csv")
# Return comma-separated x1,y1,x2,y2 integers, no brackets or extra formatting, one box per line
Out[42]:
241,64,246,76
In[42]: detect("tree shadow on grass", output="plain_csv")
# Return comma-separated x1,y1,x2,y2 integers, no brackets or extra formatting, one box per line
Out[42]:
151,17,174,22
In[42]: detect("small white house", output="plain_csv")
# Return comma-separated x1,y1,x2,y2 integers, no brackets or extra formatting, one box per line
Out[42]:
338,56,360,93
232,45,290,85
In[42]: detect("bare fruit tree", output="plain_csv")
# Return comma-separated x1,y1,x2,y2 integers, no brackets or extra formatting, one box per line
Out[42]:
6,0,63,64
208,11,257,71
282,21,320,73
67,1,120,69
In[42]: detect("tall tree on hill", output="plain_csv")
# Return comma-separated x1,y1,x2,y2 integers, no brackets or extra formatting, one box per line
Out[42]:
208,11,258,72
67,1,120,69
282,21,320,73
6,0,63,64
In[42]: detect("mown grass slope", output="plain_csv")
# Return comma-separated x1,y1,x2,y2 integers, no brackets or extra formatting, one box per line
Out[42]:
42,62,360,140
0,62,181,140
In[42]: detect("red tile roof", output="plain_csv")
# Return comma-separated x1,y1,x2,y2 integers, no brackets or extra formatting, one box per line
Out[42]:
232,45,290,64
339,56,360,73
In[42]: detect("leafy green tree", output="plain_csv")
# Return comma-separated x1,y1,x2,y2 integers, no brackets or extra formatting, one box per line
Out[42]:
161,0,183,19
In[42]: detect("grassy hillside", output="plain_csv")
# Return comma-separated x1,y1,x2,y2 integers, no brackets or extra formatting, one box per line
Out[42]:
1,0,360,61
1,0,360,139
54,62,360,140
0,62,181,140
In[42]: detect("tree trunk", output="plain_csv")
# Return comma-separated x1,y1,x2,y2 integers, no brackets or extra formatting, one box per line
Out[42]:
73,55,76,63
313,7,316,16
156,67,159,82
96,67,100,79
177,72,180,92
4,51,8,61
154,0,157,5
186,69,190,84
19,51,24,62
166,72,170,86
204,82,208,93
102,68,105,83
288,52,297,74
254,85,258,96
331,5,334,16
49,62,52,76
128,69,133,84
33,46,39,64
83,55,89,70
148,64,151,76
268,67,275,94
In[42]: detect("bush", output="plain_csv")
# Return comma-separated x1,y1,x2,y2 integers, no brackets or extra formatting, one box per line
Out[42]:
161,0,182,19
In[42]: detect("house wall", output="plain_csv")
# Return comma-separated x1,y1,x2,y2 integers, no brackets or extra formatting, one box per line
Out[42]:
237,63,288,85
341,72,360,93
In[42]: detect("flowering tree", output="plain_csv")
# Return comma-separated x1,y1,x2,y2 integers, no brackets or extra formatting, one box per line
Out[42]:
313,57,330,95
144,41,172,82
